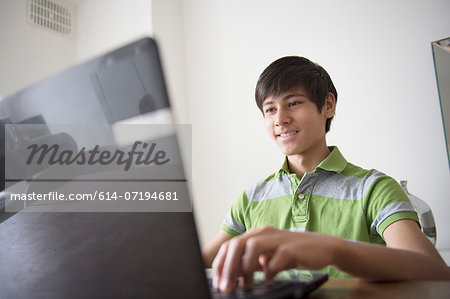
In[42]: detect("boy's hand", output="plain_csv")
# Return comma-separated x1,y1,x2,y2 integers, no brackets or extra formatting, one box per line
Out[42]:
211,226,341,292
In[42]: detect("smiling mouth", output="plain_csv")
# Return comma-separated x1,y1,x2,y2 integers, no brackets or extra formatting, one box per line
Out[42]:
277,131,298,137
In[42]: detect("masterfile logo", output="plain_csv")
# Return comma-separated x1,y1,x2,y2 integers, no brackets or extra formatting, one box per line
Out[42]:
4,123,192,213
26,141,170,171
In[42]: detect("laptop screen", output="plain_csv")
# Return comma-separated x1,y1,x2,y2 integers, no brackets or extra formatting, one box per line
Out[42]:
0,38,171,191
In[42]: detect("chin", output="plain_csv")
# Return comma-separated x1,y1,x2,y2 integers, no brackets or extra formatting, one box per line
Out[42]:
278,147,300,156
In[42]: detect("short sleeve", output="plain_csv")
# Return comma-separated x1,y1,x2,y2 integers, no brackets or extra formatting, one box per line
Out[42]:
363,173,420,239
221,190,249,236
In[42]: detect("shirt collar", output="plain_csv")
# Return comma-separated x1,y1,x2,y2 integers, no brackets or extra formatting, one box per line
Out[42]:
279,146,347,175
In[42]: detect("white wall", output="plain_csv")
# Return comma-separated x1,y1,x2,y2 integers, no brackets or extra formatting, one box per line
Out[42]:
181,0,450,262
76,0,152,62
0,0,153,94
151,0,188,124
0,0,77,96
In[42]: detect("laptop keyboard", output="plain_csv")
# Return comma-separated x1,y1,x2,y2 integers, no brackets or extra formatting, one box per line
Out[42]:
210,279,306,299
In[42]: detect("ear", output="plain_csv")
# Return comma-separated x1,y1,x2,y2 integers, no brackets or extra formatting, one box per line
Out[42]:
323,92,336,118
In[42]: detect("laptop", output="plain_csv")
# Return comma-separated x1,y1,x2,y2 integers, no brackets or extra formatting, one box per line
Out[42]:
0,37,328,298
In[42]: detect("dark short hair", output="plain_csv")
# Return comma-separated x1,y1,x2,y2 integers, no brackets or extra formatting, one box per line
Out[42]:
255,56,337,132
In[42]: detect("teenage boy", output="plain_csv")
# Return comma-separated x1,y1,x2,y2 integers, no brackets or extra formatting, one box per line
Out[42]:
202,56,450,292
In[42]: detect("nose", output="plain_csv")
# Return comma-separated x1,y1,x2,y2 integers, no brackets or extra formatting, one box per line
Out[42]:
274,108,291,126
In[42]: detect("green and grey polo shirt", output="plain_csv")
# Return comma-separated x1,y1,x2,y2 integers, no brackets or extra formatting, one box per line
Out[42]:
221,146,419,278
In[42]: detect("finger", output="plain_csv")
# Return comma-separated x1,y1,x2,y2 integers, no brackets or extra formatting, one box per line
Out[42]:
212,242,229,289
219,237,247,292
258,253,273,273
240,237,263,289
218,227,282,292
219,228,272,292
241,234,284,283
265,245,299,280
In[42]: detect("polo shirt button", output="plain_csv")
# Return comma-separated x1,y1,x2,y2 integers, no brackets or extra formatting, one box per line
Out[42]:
290,178,296,183
298,193,305,200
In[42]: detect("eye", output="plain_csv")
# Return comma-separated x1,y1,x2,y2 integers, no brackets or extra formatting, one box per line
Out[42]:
289,101,301,107
264,107,276,114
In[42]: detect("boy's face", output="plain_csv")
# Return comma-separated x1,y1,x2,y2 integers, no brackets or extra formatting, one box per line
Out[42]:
262,88,335,157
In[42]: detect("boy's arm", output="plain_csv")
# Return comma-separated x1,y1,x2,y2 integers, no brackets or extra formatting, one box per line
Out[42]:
336,219,448,280
212,220,450,292
202,230,233,267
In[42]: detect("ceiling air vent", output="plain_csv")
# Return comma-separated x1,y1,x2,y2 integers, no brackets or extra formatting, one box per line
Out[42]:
27,0,72,36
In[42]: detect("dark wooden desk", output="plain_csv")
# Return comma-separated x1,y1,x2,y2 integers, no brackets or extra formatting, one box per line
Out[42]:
310,278,450,299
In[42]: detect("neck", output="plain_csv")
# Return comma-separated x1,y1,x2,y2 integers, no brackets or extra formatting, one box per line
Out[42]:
287,144,330,178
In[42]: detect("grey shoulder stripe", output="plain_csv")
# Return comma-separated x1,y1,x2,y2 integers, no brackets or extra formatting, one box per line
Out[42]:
361,170,387,198
223,213,246,234
245,174,292,202
371,201,416,235
311,171,366,201
311,170,387,201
